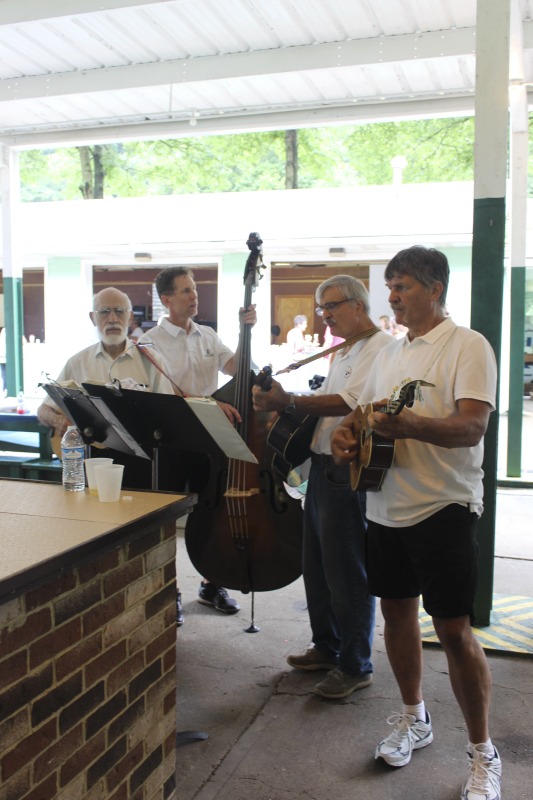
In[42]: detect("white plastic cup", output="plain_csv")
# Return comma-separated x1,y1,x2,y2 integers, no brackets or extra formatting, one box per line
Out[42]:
85,458,114,495
94,464,125,502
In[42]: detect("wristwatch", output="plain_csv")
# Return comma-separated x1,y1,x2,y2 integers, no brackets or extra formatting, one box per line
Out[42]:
285,393,297,414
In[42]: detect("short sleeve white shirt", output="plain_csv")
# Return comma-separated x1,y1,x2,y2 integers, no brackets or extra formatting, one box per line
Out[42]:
138,317,234,396
311,330,392,454
359,318,497,527
41,341,174,409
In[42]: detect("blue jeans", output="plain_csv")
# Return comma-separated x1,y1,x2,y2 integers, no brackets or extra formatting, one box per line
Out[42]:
303,457,375,676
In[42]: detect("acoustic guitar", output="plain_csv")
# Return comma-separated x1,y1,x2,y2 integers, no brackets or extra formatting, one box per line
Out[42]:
267,407,318,481
349,379,434,492
254,364,317,481
257,326,382,482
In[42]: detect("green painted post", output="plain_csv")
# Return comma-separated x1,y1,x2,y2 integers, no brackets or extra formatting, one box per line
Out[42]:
507,267,526,476
470,198,506,627
2,276,24,396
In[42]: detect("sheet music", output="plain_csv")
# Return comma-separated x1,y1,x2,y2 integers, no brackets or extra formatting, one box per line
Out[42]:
88,396,150,459
185,397,258,464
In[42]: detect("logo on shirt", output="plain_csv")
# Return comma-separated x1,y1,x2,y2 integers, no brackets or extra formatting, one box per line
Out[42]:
344,366,352,378
204,349,214,357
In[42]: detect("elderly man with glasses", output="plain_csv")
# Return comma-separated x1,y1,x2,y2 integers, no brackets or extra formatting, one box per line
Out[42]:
37,287,173,440
252,274,391,699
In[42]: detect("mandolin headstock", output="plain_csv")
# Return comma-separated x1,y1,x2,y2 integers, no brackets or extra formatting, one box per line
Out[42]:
385,379,435,416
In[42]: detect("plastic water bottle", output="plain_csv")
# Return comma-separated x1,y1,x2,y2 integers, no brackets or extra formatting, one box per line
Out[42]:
16,391,25,414
61,426,86,492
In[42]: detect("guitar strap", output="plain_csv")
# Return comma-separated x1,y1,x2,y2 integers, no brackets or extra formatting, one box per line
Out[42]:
275,326,381,375
135,342,186,397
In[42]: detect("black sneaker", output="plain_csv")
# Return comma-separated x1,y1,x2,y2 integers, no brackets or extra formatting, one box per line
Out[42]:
176,591,184,627
198,582,240,614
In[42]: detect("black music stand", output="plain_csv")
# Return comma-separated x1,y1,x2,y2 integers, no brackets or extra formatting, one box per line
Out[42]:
42,383,149,463
80,383,256,490
43,382,256,490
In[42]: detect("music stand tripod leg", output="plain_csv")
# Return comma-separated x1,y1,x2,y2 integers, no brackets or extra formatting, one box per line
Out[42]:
176,730,208,745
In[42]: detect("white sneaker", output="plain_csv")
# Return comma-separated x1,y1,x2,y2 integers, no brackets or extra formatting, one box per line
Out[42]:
460,745,502,800
375,711,433,767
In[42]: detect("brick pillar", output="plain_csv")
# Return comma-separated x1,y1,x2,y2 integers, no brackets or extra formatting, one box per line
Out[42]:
0,521,178,800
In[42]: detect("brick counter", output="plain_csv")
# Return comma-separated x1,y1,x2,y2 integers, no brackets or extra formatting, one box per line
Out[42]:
0,481,195,800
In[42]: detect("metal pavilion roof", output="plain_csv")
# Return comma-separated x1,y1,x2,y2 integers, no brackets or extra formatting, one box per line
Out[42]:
0,0,529,149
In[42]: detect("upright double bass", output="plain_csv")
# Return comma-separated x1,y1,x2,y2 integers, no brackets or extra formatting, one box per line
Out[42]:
185,233,303,593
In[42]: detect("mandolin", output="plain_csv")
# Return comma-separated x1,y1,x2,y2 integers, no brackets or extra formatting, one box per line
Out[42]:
349,379,434,492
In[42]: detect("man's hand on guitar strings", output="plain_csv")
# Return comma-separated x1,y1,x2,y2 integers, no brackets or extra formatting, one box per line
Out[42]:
330,417,359,465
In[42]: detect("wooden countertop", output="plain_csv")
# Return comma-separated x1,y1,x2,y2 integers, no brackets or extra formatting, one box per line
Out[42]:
0,479,196,601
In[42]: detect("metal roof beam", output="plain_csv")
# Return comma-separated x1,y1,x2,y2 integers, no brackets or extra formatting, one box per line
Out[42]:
1,94,479,149
0,27,479,102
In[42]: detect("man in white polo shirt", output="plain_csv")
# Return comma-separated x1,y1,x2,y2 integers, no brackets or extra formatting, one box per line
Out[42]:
138,267,256,616
331,246,501,800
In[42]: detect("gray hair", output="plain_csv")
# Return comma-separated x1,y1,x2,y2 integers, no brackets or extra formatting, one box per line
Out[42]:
385,246,449,307
92,287,132,311
316,274,370,313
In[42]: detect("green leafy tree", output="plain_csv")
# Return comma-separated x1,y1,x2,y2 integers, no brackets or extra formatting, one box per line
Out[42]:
78,145,105,198
18,117,477,202
296,117,475,186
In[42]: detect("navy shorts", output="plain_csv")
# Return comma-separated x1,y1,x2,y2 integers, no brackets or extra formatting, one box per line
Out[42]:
366,503,479,619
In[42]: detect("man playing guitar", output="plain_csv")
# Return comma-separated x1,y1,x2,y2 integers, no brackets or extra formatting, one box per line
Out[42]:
252,274,390,699
330,246,501,800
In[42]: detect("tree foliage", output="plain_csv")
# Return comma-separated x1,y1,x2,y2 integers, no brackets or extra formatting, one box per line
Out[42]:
18,117,477,203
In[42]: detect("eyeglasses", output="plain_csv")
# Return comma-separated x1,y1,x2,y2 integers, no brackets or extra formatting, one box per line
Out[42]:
315,299,351,317
95,307,130,317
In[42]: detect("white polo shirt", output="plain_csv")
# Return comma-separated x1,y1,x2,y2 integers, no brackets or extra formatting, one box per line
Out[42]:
41,340,174,409
138,317,234,396
359,318,497,527
311,330,392,455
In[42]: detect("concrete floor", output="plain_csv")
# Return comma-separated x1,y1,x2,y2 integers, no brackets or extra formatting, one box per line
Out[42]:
175,486,533,800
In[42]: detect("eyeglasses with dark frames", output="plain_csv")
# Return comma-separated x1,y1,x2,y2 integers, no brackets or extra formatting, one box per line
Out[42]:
95,307,130,317
315,299,351,317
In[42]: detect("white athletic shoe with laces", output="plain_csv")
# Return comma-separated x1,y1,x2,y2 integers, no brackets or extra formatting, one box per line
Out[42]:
460,745,502,800
375,711,433,767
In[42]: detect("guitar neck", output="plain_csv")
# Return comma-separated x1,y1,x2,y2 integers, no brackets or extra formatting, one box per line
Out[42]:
366,388,411,437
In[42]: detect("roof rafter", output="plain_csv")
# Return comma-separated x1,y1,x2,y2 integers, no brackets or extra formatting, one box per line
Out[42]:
2,94,479,150
0,27,478,103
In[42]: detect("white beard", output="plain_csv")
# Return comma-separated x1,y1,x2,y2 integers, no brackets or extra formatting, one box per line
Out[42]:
99,329,127,347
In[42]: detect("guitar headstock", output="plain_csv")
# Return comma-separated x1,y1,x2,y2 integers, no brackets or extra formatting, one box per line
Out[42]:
255,364,273,392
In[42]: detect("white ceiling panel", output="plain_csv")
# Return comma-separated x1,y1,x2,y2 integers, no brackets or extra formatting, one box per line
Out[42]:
0,0,529,147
